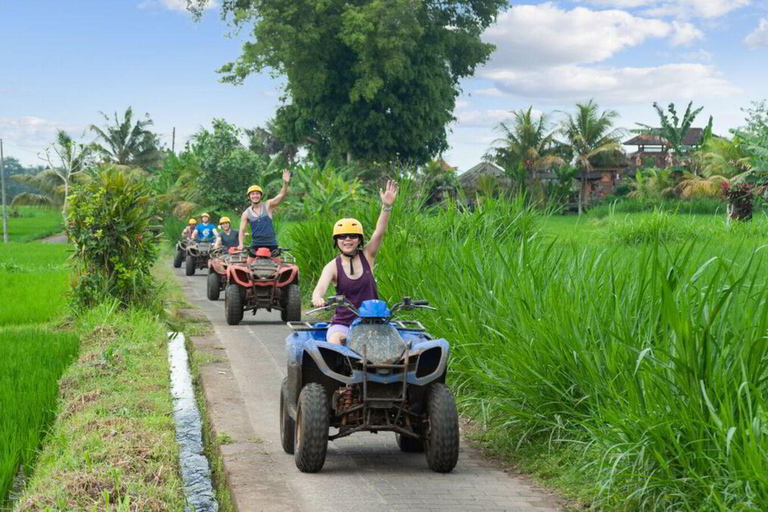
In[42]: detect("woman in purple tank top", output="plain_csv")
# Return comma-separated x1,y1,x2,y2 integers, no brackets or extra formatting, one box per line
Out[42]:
311,180,399,345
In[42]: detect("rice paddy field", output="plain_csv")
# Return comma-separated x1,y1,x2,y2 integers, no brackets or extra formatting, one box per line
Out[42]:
0,207,63,243
289,199,768,510
0,242,76,502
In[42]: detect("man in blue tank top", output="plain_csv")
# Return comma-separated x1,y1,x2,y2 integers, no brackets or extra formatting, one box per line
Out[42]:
237,169,291,251
193,213,218,242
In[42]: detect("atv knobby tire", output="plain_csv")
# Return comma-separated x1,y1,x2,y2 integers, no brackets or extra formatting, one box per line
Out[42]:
281,283,301,322
280,378,295,454
207,272,221,301
173,249,184,268
424,383,459,473
294,383,329,473
225,283,244,325
185,254,196,276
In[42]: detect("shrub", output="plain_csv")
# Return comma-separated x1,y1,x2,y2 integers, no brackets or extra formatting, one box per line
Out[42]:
67,167,161,307
606,210,698,245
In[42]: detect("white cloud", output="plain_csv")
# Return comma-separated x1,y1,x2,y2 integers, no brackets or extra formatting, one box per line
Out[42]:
454,108,514,128
745,18,768,47
484,4,672,67
681,49,714,62
483,63,739,103
0,117,84,164
580,0,750,19
471,88,507,97
670,21,704,46
138,0,218,12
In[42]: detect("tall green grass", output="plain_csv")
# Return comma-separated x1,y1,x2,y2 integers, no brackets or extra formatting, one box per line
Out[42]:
0,327,79,501
0,207,62,242
291,197,768,509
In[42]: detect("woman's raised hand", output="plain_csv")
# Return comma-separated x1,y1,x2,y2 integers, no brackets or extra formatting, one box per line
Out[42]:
380,180,398,207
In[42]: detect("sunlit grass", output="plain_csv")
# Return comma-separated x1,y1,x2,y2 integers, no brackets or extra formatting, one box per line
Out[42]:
0,207,62,242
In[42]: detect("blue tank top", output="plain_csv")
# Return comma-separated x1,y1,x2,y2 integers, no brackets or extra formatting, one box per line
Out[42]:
246,203,278,248
196,223,216,242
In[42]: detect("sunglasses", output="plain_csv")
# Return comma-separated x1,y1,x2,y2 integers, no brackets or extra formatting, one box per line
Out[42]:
337,234,361,240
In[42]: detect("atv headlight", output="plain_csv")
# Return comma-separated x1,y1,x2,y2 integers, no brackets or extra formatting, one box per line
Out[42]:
347,324,406,365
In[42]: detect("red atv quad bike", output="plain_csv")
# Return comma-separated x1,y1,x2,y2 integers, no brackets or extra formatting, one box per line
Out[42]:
224,247,301,325
206,247,247,301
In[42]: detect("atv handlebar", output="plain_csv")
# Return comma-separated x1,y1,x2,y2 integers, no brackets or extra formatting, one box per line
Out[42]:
307,296,435,317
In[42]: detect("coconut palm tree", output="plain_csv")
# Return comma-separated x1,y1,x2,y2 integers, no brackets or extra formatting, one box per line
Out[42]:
486,107,564,199
559,100,623,215
90,107,163,170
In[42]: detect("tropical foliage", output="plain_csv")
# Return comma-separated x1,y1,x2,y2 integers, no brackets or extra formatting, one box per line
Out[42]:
198,0,508,165
635,101,712,160
90,107,163,170
67,167,161,307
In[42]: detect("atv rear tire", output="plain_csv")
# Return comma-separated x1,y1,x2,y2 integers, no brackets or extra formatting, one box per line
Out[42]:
280,378,295,454
207,272,221,301
225,284,244,325
424,383,459,473
185,254,195,276
294,383,329,473
173,249,184,268
397,429,424,453
281,283,301,322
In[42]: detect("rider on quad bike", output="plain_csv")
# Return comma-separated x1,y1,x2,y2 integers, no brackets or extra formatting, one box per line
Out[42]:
311,180,398,345
237,169,291,254
181,218,196,239
214,216,239,250
174,218,198,268
193,213,217,243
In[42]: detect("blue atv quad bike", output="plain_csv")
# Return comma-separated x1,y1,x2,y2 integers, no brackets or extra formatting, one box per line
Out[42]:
281,296,460,473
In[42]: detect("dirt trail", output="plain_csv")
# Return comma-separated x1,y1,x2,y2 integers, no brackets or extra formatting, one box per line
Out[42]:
175,266,563,512
39,232,68,244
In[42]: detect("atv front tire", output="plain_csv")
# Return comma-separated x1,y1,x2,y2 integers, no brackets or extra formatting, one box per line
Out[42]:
173,249,184,268
281,283,301,322
280,378,295,454
424,383,459,473
207,272,221,301
185,254,195,276
294,383,329,473
225,283,244,325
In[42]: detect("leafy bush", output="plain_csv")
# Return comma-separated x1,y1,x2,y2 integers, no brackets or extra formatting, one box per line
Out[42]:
67,167,161,307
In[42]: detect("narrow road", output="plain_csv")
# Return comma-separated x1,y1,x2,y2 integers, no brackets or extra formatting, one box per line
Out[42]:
175,266,562,512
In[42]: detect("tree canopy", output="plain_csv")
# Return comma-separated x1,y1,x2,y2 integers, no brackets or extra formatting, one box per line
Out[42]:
193,0,507,165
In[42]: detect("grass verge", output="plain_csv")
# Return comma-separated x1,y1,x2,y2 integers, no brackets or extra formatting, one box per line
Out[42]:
13,302,186,510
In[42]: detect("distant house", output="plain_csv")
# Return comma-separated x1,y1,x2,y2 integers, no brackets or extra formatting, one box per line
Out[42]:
624,128,707,171
458,161,509,198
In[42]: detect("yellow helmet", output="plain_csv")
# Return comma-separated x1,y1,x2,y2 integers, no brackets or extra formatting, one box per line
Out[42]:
333,218,364,238
247,185,263,196
219,216,231,224
201,212,210,218
188,219,197,225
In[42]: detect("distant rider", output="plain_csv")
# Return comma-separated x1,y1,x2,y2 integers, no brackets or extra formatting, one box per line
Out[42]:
237,169,291,252
181,219,197,240
193,213,217,242
214,216,239,250
311,180,398,345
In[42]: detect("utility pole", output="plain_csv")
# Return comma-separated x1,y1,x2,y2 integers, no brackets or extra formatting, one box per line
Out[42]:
0,139,8,243
171,127,176,154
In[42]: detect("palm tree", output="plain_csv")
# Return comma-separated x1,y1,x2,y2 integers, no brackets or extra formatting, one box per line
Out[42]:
12,131,95,221
486,107,564,199
559,100,623,215
635,102,711,165
90,107,163,169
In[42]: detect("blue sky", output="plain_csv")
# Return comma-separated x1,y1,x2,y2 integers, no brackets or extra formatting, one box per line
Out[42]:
1,0,767,171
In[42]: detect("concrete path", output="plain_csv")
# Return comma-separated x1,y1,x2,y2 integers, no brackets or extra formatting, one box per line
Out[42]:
39,232,68,244
175,266,563,512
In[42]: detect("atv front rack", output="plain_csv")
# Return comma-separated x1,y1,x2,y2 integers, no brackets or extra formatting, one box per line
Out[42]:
287,320,425,332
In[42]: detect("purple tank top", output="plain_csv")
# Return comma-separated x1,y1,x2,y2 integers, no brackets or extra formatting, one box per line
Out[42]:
332,252,379,327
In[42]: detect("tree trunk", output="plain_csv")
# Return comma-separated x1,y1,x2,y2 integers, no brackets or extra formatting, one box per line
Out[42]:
578,170,586,215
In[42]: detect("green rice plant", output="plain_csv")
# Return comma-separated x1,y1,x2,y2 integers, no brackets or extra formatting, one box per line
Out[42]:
588,198,728,218
0,327,79,500
0,207,62,242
